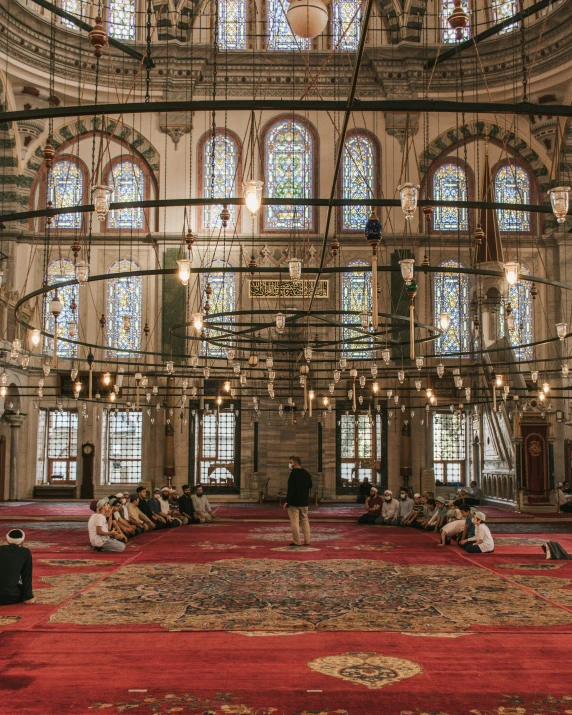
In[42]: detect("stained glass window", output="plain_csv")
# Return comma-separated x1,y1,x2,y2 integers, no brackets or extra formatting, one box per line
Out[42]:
47,160,83,230
341,134,375,231
107,160,145,230
202,133,239,232
43,258,79,358
200,261,236,358
108,0,136,40
60,0,88,28
342,259,373,358
333,0,361,50
267,0,311,50
264,118,314,231
494,164,531,232
491,0,518,33
434,260,470,355
441,0,470,42
500,264,533,361
217,0,247,49
433,162,468,231
106,259,143,358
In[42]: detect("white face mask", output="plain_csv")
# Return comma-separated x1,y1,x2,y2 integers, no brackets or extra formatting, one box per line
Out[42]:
400,493,407,500
289,463,294,470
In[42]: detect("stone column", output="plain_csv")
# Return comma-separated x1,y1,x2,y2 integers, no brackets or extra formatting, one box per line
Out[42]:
5,414,25,501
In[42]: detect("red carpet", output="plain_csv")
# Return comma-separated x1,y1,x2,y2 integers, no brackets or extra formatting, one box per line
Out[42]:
2,517,572,713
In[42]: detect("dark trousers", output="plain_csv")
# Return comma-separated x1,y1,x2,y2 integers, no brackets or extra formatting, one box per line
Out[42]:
358,514,378,525
0,585,26,605
561,502,572,513
461,542,493,553
464,497,481,506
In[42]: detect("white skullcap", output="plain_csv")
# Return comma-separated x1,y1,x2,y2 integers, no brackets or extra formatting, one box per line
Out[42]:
370,487,378,494
161,486,170,492
474,511,486,522
114,493,124,499
96,498,109,509
414,493,421,498
6,529,25,545
384,490,392,496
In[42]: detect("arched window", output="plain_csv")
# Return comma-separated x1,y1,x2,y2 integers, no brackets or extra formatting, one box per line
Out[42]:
491,0,518,32
341,133,376,231
333,0,362,50
434,260,470,355
264,117,314,231
108,0,136,40
494,164,531,232
106,259,143,358
500,264,533,361
201,132,240,232
341,259,373,358
267,0,311,50
432,162,468,232
60,0,88,28
107,159,145,230
217,0,247,49
200,261,236,358
442,0,470,42
47,160,83,230
43,258,79,358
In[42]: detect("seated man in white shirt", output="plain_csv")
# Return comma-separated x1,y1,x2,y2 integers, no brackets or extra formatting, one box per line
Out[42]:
557,483,572,513
460,511,494,553
374,490,399,525
88,499,127,552
191,486,215,523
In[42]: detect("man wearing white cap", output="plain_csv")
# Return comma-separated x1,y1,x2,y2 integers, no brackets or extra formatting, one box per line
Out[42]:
87,499,127,552
460,512,494,553
0,529,34,605
374,490,399,525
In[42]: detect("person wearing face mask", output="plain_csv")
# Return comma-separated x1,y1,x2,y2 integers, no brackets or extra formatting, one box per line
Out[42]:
283,456,313,545
460,512,494,553
375,490,399,525
391,488,414,526
111,494,138,538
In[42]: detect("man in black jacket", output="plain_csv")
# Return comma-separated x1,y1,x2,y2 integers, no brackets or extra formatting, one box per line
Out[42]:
0,529,34,605
178,484,196,524
282,455,313,546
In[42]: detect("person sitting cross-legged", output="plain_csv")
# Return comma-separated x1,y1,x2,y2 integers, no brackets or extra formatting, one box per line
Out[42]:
192,485,215,523
127,493,154,532
425,496,447,531
358,486,383,524
109,496,137,539
391,488,414,526
158,487,183,526
439,503,472,546
415,498,436,529
460,511,494,553
375,490,400,525
168,487,188,524
137,486,168,529
149,489,174,527
402,493,424,527
178,484,197,524
0,529,35,605
88,499,127,553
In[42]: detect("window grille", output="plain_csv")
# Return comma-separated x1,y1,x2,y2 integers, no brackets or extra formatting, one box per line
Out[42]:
198,410,236,487
106,410,143,483
433,412,466,483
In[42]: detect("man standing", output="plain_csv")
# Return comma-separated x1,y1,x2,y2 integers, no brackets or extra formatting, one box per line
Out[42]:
0,529,34,605
282,455,313,546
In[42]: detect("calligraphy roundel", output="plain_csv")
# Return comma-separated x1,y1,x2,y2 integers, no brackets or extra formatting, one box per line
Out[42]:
528,439,542,457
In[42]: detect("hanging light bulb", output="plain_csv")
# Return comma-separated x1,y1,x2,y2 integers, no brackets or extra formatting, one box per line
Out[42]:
10,338,21,360
371,365,378,378
141,375,149,389
504,262,519,286
347,389,353,400
549,186,570,223
76,260,89,286
152,385,159,395
397,183,420,220
506,313,516,331
226,348,236,362
103,372,111,386
359,395,364,405
50,295,62,319
68,320,78,339
233,363,241,375
193,312,204,332
266,356,274,369
538,391,546,402
359,375,366,388
203,366,210,378
556,322,568,340
43,360,51,376
387,389,393,398
177,259,191,286
329,383,335,394
426,388,433,398
339,357,347,370
415,356,424,370
304,346,313,362
244,180,264,216
399,258,415,285
372,381,379,393
333,369,341,383
394,395,399,404
288,257,302,281
224,380,231,392
495,374,503,388
563,363,570,377
322,396,329,407
381,349,391,364
110,392,116,402
397,370,405,383
415,380,422,391
465,387,471,401
439,312,451,331
70,367,78,381
300,375,307,387
455,375,463,389
531,370,538,383
0,385,6,398
122,315,131,332
268,370,276,382
240,374,247,387
92,184,113,221
437,363,445,378
542,381,550,394
275,312,286,333
31,328,41,347
360,311,370,331
74,380,82,395
22,355,30,369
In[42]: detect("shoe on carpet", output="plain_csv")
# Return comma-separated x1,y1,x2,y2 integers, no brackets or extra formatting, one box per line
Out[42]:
288,542,301,546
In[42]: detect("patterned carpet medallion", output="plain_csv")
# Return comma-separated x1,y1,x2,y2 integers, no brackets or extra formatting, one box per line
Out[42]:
248,526,342,542
306,652,423,689
48,558,572,631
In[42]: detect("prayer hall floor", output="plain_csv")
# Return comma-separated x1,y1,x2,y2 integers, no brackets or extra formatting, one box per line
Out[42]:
1,516,572,714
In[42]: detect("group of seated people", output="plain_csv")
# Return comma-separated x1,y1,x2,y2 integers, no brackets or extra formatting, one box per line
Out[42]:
358,487,494,553
558,482,572,513
87,484,215,553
